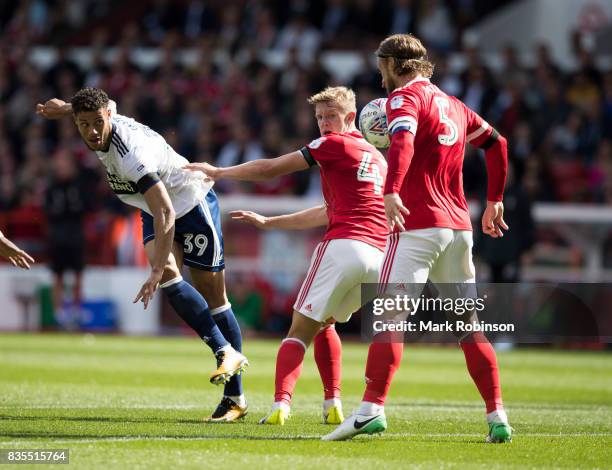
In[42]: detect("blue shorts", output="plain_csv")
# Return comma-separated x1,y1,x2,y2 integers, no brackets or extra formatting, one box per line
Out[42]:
141,189,225,272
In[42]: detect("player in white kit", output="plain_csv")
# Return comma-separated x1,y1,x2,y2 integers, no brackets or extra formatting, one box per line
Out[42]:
36,88,249,422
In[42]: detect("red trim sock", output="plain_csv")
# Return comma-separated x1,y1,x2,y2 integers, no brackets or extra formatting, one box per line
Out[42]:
314,325,342,400
362,332,404,406
461,332,504,413
274,338,306,405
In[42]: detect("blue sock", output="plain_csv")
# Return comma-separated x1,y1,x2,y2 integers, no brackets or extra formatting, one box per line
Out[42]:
212,306,243,397
162,279,229,353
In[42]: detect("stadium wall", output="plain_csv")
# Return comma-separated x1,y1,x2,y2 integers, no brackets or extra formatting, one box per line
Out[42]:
0,266,158,334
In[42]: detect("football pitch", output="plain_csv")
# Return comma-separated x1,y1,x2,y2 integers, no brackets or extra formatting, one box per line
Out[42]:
0,334,610,469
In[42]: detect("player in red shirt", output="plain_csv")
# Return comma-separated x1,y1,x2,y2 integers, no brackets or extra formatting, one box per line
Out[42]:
187,86,388,425
324,34,513,443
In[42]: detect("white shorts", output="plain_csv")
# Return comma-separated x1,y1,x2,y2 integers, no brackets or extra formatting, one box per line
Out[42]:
294,239,384,323
380,228,476,288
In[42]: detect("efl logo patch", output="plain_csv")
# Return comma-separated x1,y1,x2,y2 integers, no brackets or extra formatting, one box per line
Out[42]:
390,96,404,110
308,137,326,149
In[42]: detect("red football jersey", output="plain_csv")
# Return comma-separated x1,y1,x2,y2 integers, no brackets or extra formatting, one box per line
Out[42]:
301,131,388,251
384,77,495,231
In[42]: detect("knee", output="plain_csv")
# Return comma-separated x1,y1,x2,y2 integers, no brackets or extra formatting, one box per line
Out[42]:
160,262,181,285
287,312,322,346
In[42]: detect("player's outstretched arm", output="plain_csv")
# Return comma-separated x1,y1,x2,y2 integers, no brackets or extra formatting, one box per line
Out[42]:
134,181,176,309
185,151,309,182
230,205,328,230
0,231,35,269
36,99,117,119
36,99,73,119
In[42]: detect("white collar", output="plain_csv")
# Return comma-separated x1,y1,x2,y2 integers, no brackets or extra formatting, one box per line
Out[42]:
395,76,430,92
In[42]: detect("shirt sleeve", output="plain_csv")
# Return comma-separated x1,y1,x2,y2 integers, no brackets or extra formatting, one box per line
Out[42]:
303,135,343,166
462,102,496,147
386,89,420,136
120,146,158,183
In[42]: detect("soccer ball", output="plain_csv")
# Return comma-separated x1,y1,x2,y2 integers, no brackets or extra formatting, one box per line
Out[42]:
359,98,390,149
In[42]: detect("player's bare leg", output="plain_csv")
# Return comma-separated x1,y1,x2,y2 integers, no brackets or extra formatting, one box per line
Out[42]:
143,241,245,387
191,269,248,422
259,310,323,425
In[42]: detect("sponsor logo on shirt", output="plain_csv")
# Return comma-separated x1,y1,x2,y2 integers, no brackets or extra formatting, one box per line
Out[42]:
390,95,404,109
308,137,327,149
107,173,138,195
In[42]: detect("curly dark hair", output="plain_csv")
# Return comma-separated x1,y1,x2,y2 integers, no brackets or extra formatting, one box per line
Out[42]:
71,87,109,114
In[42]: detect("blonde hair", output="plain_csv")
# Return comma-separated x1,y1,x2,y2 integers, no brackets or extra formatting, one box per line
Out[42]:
376,34,434,78
307,86,356,114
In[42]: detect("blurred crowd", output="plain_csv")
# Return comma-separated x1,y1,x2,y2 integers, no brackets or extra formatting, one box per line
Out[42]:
1,0,611,330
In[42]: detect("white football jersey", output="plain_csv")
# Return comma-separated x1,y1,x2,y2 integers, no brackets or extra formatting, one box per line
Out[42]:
95,113,213,218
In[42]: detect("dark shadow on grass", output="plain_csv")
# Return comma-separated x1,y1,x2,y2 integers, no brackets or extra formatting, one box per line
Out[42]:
328,435,486,445
393,402,482,410
406,438,486,445
0,433,321,441
393,402,606,412
0,415,205,425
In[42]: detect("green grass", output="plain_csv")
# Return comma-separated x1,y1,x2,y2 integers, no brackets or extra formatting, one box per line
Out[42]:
0,334,610,469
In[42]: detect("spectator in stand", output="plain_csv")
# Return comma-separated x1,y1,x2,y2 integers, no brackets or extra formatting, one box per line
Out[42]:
387,0,416,35
601,72,612,140
275,14,320,65
183,0,217,43
44,150,89,326
227,274,264,331
320,0,349,47
460,62,498,119
477,163,535,282
215,122,263,194
142,0,184,45
417,0,454,51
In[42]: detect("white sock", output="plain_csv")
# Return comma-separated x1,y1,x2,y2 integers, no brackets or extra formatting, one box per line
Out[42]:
272,401,290,413
323,398,342,411
227,394,246,407
357,401,383,416
215,344,232,355
487,409,508,424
